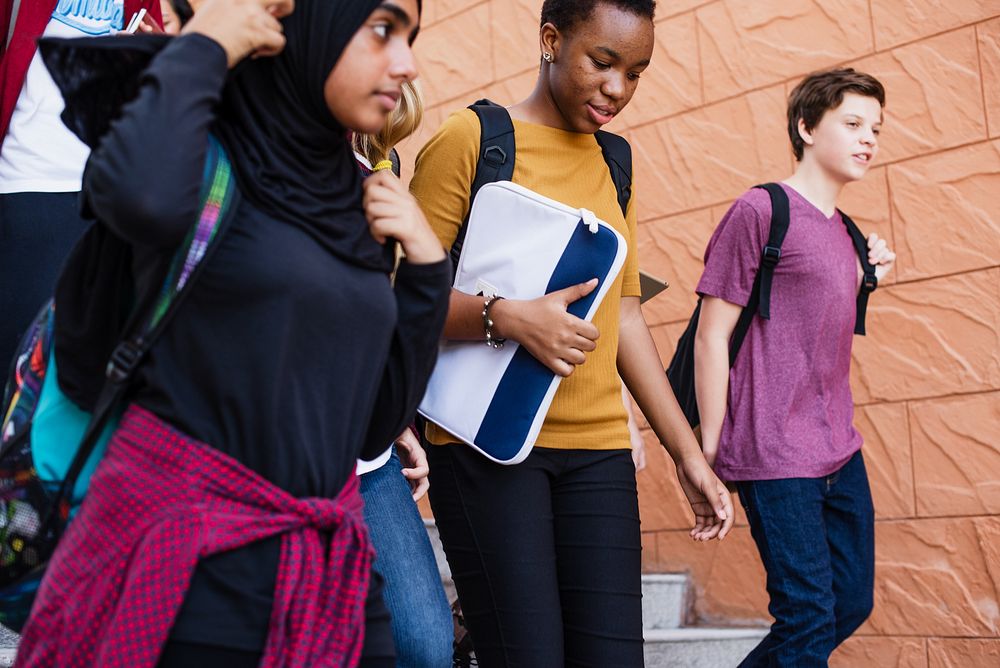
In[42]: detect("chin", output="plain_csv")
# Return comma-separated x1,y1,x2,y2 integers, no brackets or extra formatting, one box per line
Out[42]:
350,114,388,136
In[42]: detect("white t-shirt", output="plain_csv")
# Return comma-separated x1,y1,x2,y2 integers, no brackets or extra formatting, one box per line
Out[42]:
0,1,126,194
356,447,393,476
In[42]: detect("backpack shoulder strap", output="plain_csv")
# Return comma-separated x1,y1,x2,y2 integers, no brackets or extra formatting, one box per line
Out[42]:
839,210,877,336
56,134,240,515
389,147,401,178
726,183,791,364
594,129,632,218
449,99,516,272
753,182,791,320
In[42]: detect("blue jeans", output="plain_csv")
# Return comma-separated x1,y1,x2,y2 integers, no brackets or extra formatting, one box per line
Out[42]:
735,450,875,668
360,450,453,668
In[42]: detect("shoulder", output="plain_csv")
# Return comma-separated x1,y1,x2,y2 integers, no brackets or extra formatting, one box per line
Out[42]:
437,108,482,145
734,186,773,223
414,107,480,166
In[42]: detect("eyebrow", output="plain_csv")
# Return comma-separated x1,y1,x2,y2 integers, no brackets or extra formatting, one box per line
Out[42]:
379,2,420,42
596,45,650,68
844,113,882,125
379,3,412,28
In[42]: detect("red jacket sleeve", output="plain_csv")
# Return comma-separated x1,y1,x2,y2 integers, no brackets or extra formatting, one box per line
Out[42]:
124,0,163,30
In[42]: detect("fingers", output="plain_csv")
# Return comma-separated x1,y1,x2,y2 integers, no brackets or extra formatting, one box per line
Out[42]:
262,0,294,18
556,278,598,305
548,358,576,378
577,320,600,342
252,11,287,58
573,334,598,353
409,475,429,502
716,489,735,540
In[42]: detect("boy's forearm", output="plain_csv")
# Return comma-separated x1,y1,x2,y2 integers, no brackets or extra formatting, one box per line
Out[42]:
694,332,730,460
617,300,703,464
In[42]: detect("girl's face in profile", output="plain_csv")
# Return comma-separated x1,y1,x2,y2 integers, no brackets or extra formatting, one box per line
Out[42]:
323,1,420,134
545,2,654,133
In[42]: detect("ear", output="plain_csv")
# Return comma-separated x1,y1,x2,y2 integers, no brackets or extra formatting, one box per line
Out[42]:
540,21,561,62
797,118,815,149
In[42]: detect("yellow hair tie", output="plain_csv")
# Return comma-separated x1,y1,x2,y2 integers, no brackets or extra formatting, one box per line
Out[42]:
373,160,394,172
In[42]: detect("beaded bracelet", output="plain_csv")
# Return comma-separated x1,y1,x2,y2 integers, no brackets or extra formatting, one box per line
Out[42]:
482,295,507,349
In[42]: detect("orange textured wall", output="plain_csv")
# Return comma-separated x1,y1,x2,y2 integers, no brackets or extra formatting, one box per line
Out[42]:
409,1,1000,664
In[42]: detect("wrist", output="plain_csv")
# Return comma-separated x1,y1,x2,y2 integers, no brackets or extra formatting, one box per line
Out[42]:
402,238,446,265
488,298,520,341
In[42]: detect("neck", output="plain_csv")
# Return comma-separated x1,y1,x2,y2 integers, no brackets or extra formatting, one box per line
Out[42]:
508,70,575,131
782,158,846,218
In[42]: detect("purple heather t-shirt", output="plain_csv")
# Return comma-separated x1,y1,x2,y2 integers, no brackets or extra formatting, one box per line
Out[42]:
696,184,863,482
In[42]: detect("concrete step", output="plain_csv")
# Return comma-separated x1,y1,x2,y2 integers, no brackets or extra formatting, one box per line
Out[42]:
643,628,767,668
641,573,688,630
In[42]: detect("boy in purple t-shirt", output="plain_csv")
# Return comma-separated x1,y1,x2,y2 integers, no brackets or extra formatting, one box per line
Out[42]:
694,68,896,667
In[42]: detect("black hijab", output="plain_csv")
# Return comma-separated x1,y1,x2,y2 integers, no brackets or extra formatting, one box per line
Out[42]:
215,0,391,272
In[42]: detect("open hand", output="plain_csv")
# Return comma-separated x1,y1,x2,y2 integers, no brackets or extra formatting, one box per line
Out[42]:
676,455,734,541
492,280,600,377
395,427,430,502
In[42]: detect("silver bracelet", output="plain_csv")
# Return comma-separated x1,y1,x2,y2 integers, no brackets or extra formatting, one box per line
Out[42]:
482,295,506,349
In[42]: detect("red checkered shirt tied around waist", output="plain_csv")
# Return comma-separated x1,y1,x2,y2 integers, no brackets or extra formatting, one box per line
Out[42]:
15,404,374,668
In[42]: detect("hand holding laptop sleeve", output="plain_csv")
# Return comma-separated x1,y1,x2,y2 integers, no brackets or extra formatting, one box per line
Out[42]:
418,181,627,464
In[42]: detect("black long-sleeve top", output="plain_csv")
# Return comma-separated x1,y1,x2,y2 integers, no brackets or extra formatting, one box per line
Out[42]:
78,35,450,649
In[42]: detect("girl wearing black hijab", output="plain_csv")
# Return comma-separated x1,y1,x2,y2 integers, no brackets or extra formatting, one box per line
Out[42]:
15,1,445,666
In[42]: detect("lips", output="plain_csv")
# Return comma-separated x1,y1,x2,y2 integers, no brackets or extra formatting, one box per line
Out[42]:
586,103,617,125
376,90,401,111
852,152,872,164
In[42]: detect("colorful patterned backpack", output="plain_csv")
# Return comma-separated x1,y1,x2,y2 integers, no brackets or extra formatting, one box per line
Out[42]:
0,135,239,631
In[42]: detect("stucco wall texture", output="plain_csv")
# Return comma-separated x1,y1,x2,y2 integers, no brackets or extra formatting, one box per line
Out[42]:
407,1,1000,664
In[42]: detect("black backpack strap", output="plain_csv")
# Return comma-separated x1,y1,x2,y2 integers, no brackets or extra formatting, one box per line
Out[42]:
754,183,791,320
389,147,401,178
449,99,516,273
594,130,632,218
728,183,791,364
839,211,877,336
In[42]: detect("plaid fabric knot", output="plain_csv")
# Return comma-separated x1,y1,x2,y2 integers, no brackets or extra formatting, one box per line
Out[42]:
15,405,373,668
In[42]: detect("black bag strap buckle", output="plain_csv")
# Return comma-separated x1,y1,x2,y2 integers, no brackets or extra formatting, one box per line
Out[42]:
482,144,507,168
861,272,878,293
105,339,144,384
762,245,781,267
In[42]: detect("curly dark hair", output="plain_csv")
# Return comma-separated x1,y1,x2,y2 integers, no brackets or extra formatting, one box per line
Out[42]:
540,0,656,34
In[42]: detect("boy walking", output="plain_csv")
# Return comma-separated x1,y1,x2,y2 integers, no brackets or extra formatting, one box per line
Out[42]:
693,68,896,666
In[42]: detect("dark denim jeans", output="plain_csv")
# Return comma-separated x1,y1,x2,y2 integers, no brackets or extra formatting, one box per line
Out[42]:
735,450,875,668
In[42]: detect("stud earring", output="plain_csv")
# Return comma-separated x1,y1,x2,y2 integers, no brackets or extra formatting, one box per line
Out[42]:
543,52,553,63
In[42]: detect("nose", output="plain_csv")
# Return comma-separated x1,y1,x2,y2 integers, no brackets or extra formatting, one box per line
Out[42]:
389,41,419,83
601,72,626,102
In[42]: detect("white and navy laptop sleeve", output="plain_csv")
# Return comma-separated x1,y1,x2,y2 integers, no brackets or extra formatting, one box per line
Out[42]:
418,181,627,465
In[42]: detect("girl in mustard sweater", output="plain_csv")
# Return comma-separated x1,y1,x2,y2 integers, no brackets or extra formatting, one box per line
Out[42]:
410,1,732,664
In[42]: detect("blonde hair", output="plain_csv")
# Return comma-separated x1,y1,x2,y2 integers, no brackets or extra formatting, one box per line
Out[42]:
353,80,424,167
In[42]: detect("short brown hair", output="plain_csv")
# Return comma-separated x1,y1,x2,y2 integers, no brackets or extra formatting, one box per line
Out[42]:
787,68,885,161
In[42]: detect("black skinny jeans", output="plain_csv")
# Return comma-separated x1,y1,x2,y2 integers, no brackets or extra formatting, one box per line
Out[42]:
428,444,644,668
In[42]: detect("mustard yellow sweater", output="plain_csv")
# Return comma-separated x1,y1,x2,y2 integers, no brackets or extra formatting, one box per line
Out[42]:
410,109,640,450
